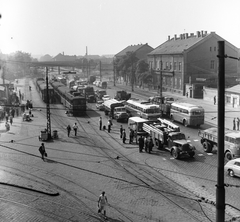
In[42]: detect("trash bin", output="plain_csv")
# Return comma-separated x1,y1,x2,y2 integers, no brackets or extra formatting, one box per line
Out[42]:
53,130,58,138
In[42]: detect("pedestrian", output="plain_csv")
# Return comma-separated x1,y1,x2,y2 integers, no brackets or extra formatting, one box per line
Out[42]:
5,121,10,131
214,96,216,105
138,135,144,152
9,115,13,125
237,118,240,131
148,136,154,154
5,112,9,122
38,143,47,161
11,109,15,118
233,118,236,131
66,125,71,137
129,129,134,144
73,123,78,136
98,191,108,218
120,125,123,138
144,136,148,152
107,120,111,133
122,129,126,144
99,117,102,130
186,92,188,98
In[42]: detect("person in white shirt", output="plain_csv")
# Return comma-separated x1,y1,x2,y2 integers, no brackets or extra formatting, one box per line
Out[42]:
73,123,78,136
98,191,108,217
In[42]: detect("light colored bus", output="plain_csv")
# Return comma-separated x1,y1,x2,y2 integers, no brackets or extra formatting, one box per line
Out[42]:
125,99,161,120
170,102,204,127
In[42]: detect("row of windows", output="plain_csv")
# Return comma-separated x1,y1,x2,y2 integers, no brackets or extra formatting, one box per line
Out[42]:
171,106,189,114
149,61,182,71
126,103,160,114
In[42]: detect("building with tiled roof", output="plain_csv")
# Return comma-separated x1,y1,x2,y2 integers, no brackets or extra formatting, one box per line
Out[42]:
53,53,77,62
148,31,240,98
115,43,154,61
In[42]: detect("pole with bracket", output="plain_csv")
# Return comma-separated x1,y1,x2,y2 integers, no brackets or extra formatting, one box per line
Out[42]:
46,67,52,140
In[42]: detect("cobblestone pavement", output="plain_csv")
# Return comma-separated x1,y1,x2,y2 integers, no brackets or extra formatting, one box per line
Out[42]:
0,78,238,222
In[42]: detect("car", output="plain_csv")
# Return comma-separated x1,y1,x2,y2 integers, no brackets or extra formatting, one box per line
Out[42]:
102,95,110,101
224,158,240,177
96,100,104,111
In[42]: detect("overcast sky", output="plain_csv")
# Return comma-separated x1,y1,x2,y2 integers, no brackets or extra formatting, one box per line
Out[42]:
0,0,240,57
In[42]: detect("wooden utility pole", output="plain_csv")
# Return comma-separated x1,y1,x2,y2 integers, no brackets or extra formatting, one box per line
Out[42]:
216,41,225,222
131,56,134,92
113,59,116,86
46,67,52,140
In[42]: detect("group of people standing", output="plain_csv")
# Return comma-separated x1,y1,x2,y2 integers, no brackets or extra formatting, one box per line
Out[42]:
99,116,112,133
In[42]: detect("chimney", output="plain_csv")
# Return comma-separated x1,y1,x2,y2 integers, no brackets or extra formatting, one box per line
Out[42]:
205,31,207,36
62,51,64,55
190,33,194,37
196,31,201,37
168,35,171,41
186,33,189,39
201,30,204,37
174,34,177,40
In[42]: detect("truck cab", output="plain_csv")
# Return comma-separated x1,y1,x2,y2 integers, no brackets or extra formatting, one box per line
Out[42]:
166,132,195,159
114,107,129,122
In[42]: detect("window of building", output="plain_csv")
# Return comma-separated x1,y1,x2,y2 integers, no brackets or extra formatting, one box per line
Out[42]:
163,77,166,85
210,47,212,52
179,79,182,89
210,60,215,69
178,62,182,71
170,62,172,70
174,62,177,71
166,62,168,69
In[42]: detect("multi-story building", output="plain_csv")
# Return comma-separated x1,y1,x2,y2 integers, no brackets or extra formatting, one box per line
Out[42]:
148,31,239,98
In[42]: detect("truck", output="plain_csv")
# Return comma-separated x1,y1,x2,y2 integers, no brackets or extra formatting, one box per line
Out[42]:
103,99,125,118
114,90,131,101
113,106,129,122
128,117,151,143
198,127,240,160
143,120,195,159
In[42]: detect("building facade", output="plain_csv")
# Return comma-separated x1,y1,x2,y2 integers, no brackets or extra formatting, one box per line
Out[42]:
148,31,239,98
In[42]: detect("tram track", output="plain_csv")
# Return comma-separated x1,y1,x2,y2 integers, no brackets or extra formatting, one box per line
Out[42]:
44,102,214,222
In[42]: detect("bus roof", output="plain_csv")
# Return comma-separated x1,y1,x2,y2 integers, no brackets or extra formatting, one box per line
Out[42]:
128,117,149,123
126,100,159,109
171,102,204,110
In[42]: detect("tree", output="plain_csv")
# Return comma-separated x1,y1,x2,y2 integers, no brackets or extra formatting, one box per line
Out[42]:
135,59,149,87
5,51,34,79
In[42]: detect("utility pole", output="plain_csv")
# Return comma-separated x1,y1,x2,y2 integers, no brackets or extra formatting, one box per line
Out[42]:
216,41,225,222
131,56,134,92
113,58,116,86
160,60,163,116
99,60,102,81
46,67,52,140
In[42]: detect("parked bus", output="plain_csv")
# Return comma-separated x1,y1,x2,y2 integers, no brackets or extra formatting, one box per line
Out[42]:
170,102,204,127
125,99,161,120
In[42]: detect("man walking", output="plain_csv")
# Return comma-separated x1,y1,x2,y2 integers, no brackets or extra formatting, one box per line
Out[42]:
66,125,71,137
214,96,216,105
99,117,102,130
39,143,46,161
73,123,78,136
237,118,240,131
98,191,108,218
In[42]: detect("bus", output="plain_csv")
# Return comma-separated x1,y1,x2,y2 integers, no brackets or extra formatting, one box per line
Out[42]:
170,102,204,127
125,99,161,120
